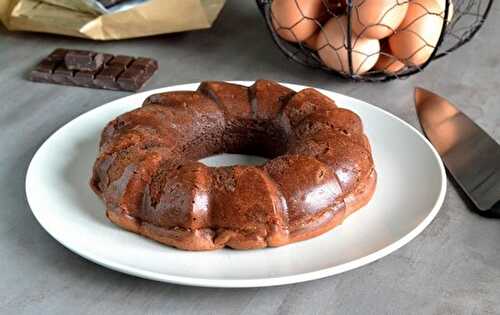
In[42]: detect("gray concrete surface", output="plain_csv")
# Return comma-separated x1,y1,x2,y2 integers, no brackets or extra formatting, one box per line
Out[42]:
1,1,499,314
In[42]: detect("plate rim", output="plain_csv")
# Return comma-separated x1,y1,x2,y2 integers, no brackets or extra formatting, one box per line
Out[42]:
25,81,447,288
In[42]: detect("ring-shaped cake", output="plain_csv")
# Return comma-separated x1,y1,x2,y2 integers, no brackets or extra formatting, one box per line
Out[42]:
91,80,377,250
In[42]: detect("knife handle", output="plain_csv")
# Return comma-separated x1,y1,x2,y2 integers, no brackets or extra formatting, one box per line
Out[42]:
485,200,500,217
474,200,500,218
450,175,500,218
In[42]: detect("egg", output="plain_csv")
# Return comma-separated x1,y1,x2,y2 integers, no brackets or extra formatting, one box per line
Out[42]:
317,16,380,74
388,0,444,66
351,0,409,39
299,0,346,50
303,32,320,50
271,0,324,42
374,41,405,73
374,54,405,73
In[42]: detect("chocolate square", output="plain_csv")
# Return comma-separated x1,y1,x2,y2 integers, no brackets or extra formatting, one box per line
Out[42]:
107,55,133,69
30,58,58,82
129,58,158,72
52,66,75,85
102,54,114,65
74,71,97,88
117,67,147,91
95,66,123,90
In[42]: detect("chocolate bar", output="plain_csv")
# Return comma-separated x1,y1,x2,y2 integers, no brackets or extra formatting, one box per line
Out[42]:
29,49,158,92
64,50,104,71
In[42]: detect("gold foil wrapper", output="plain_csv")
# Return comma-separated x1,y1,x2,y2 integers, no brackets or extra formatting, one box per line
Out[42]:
0,0,226,40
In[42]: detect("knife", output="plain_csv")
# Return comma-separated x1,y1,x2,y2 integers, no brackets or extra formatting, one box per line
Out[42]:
415,87,500,214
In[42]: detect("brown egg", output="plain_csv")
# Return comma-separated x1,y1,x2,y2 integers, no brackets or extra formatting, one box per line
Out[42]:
374,55,405,73
317,16,380,74
271,0,324,42
388,0,444,66
351,0,409,39
374,41,405,73
303,32,320,50
300,0,347,50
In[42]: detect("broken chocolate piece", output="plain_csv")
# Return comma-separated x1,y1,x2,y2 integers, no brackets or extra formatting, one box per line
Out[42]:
65,50,104,71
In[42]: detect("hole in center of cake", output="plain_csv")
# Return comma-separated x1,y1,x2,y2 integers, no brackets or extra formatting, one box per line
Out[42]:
199,154,269,167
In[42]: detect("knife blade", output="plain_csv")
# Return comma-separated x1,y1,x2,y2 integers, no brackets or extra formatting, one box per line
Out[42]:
415,87,500,213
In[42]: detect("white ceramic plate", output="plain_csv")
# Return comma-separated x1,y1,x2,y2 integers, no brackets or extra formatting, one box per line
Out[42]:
26,82,446,288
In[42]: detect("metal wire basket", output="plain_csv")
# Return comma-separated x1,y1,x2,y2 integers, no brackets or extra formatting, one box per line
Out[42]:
256,0,493,82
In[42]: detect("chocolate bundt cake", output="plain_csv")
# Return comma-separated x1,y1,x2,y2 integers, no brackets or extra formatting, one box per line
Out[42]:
90,80,377,250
